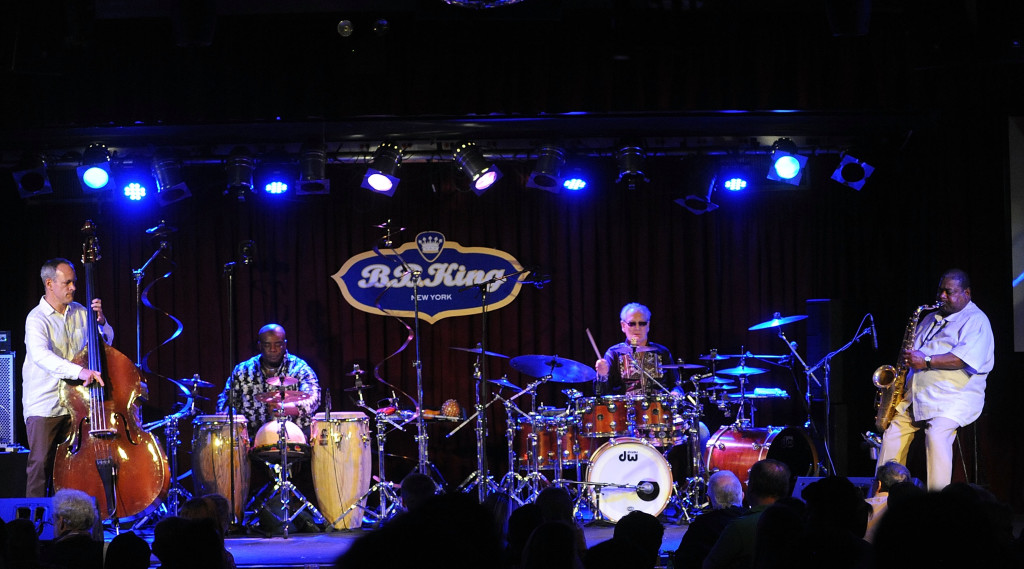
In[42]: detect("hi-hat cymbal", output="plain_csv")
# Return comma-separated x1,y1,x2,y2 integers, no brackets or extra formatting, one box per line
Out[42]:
488,378,521,391
748,313,808,331
717,365,768,376
660,363,706,370
266,376,298,387
698,353,732,361
178,376,214,388
256,390,313,407
509,355,594,384
451,346,510,358
697,375,735,385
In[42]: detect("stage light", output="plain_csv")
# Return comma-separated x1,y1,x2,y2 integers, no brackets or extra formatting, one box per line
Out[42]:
123,182,147,201
152,153,192,206
13,154,52,199
615,145,648,190
226,146,255,201
257,154,293,196
453,141,502,195
77,144,113,192
297,142,330,195
831,153,875,190
526,145,566,192
717,159,755,192
361,141,402,197
563,176,587,192
766,138,807,185
675,176,719,215
723,177,748,191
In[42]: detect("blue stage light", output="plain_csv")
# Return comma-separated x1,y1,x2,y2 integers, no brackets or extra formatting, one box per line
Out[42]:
766,139,807,186
77,144,114,192
563,177,587,191
82,166,110,189
123,182,147,201
265,181,289,194
723,177,748,192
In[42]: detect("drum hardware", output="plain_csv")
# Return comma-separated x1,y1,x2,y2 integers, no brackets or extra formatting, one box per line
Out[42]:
748,314,821,431
337,401,415,527
244,406,326,538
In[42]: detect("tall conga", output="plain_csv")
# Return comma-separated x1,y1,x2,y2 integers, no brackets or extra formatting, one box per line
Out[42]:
192,414,251,520
310,411,371,529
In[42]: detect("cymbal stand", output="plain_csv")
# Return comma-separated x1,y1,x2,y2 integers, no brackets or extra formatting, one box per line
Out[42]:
246,408,326,538
495,388,529,504
337,403,407,527
775,328,820,431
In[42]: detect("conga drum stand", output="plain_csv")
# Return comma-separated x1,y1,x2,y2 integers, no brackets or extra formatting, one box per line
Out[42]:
337,405,405,527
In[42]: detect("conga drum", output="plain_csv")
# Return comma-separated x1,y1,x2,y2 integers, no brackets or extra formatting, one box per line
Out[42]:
192,414,251,520
310,411,371,529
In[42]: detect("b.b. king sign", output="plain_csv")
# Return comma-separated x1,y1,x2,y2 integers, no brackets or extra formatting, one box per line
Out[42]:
332,232,530,323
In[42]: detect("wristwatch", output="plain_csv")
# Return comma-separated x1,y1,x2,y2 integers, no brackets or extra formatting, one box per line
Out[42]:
924,355,933,369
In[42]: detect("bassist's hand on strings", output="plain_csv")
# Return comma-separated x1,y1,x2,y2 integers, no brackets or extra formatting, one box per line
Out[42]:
90,298,106,326
77,367,105,387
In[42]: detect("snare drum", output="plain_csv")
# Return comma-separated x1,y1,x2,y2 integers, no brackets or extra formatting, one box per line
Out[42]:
577,396,631,437
516,415,593,470
310,412,371,530
252,419,310,463
705,426,819,487
192,415,251,520
586,437,673,523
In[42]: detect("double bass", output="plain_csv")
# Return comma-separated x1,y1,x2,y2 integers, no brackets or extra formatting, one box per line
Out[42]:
53,221,170,521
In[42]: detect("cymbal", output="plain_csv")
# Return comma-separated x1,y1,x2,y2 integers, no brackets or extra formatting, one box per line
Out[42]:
710,384,738,391
178,376,214,388
488,378,521,391
728,354,788,360
345,369,365,376
451,346,510,358
717,365,769,376
660,363,706,370
256,390,313,407
509,355,594,384
266,376,298,387
748,313,808,331
698,353,731,361
697,375,735,385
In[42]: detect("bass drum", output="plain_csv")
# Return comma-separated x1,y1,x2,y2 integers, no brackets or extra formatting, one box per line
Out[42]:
705,426,819,487
585,437,673,523
192,415,251,520
310,412,371,530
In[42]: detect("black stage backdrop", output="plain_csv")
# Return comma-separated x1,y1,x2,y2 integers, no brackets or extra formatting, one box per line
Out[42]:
1,112,1020,509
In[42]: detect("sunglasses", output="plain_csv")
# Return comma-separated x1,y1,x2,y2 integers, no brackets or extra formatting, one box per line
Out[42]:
624,321,648,327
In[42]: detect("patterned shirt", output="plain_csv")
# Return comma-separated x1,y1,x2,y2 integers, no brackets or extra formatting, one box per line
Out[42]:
595,341,678,396
216,352,320,434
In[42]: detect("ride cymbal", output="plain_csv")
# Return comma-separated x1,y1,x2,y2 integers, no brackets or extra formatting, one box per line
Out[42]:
717,365,768,376
748,313,808,331
509,355,594,383
450,345,510,358
660,363,706,370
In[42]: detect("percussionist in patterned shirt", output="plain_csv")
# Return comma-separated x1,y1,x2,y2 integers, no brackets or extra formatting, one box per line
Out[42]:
216,323,320,436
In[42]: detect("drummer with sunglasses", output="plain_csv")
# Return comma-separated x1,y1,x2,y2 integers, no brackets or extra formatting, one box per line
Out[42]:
594,302,679,396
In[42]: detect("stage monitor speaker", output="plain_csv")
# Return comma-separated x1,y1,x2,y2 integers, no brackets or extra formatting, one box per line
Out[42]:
792,476,875,500
0,497,55,540
0,353,15,446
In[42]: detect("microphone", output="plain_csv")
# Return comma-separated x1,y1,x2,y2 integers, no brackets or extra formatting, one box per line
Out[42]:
869,315,878,350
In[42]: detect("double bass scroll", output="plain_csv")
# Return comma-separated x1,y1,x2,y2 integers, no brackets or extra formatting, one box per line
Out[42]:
53,220,171,522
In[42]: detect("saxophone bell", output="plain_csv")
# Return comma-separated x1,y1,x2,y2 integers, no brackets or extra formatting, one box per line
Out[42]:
872,364,896,389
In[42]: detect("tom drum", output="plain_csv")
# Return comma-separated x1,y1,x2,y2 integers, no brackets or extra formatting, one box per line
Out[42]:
516,414,593,470
577,396,631,437
192,414,251,520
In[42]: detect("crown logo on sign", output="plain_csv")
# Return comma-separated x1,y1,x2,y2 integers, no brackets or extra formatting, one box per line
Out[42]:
415,231,446,262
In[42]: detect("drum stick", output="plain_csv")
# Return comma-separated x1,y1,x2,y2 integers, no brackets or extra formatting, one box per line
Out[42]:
586,328,601,359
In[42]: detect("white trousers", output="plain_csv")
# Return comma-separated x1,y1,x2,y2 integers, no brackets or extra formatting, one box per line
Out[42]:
876,406,959,491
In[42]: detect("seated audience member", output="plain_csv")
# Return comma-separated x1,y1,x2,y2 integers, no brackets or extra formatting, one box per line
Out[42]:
521,521,584,569
179,495,236,569
864,461,910,543
613,511,664,569
482,491,517,549
506,503,544,568
674,470,747,569
751,497,806,569
335,493,503,569
103,531,151,569
874,489,1017,569
703,459,791,569
152,516,225,569
583,537,646,569
798,476,873,569
6,517,49,569
40,489,104,569
535,487,587,557
399,472,437,513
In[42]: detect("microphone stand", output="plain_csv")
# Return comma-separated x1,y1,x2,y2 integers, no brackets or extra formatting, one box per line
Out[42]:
775,328,820,433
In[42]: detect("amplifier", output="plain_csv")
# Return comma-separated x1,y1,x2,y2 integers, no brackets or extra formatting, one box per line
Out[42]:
0,330,10,353
0,353,15,447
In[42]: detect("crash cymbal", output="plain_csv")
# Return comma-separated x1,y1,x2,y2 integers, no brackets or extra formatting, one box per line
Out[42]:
256,390,313,406
266,376,298,387
509,355,594,384
488,378,521,391
748,313,808,331
717,365,769,376
660,363,706,370
451,345,510,358
698,353,731,361
178,376,214,388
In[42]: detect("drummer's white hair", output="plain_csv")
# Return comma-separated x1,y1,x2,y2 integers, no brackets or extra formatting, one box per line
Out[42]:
619,303,651,322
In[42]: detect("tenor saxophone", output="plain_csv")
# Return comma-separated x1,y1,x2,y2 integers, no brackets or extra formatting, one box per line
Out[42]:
872,302,942,433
